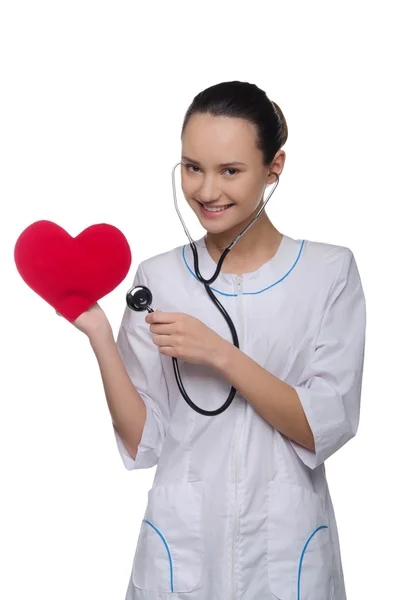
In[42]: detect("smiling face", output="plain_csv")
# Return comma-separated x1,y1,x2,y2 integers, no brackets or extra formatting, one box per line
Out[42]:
180,113,284,238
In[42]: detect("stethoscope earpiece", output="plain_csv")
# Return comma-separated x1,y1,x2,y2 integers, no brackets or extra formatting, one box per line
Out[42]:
126,285,154,313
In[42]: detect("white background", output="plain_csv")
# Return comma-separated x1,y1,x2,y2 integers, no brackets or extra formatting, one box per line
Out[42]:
1,1,395,598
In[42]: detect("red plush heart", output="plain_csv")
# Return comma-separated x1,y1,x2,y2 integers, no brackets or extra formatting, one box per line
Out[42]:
14,220,132,322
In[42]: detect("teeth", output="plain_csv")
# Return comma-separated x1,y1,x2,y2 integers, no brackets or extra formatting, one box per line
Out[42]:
202,204,232,212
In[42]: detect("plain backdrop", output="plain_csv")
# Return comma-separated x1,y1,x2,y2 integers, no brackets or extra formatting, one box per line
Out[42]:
1,1,395,598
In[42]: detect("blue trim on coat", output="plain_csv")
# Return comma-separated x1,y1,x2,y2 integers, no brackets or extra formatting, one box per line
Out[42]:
143,519,174,592
182,239,305,296
297,525,328,600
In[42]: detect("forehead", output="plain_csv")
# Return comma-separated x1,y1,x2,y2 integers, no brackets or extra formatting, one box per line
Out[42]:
182,113,258,157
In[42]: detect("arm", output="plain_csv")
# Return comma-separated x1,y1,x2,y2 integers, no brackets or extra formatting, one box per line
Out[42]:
90,331,146,461
94,263,171,470
211,248,366,469
213,343,315,452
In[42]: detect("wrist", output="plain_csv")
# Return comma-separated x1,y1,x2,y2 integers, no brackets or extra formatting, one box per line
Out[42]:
89,327,115,350
210,337,233,372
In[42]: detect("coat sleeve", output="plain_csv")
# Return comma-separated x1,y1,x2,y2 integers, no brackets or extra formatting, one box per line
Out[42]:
289,248,366,470
112,262,171,471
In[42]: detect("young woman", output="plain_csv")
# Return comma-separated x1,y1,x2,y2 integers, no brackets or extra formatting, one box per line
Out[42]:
67,81,366,600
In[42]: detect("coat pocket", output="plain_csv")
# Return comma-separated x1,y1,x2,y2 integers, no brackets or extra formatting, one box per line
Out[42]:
267,480,333,600
132,481,203,593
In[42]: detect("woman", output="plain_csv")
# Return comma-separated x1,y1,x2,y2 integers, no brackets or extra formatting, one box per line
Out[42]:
69,81,366,600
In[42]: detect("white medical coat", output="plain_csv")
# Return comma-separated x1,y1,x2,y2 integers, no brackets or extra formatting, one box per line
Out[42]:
112,233,366,600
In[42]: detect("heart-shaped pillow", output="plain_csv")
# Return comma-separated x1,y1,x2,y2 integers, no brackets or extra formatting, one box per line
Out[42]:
14,220,132,322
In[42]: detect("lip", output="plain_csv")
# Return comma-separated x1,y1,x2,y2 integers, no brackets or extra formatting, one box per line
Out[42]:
197,201,234,218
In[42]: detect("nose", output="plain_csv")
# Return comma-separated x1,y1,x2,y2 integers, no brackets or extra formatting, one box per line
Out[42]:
197,174,222,203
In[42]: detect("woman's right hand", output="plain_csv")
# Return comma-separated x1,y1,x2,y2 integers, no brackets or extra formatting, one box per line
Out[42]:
56,302,113,340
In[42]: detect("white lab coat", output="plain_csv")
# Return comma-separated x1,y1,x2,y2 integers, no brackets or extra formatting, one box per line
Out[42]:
113,233,366,600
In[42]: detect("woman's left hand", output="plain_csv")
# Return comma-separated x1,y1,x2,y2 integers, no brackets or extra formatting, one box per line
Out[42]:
145,310,224,367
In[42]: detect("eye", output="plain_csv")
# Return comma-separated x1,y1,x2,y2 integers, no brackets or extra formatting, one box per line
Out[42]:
184,164,240,176
185,163,201,173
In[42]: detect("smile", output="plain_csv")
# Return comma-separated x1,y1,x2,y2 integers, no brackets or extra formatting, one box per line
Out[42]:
198,201,234,217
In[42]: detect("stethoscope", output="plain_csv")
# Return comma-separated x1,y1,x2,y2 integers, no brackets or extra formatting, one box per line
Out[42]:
126,162,279,416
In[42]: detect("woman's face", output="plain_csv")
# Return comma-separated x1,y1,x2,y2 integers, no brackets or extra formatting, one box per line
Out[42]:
180,113,283,234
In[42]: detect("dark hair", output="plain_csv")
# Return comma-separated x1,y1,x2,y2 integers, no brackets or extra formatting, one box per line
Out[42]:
181,81,288,166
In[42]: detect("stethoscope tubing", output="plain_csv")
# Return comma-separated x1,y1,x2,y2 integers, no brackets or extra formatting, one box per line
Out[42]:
169,163,279,415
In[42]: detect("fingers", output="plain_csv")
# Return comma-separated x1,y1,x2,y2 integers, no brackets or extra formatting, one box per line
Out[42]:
149,322,175,334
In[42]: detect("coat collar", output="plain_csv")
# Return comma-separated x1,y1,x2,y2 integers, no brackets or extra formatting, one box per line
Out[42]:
181,234,305,296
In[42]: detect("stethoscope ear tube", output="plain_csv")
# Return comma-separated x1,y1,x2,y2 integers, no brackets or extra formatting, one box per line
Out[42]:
126,165,280,415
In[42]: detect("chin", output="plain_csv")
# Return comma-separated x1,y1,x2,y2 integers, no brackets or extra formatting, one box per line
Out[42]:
203,219,241,236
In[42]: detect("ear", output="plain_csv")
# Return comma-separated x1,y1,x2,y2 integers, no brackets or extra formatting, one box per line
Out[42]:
268,150,286,183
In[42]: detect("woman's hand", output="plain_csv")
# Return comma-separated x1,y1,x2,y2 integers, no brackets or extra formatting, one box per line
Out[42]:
145,310,225,367
56,302,113,340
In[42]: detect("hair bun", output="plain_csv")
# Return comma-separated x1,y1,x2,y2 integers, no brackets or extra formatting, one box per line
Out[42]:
271,100,288,146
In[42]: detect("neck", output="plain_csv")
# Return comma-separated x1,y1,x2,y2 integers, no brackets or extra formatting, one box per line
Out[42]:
204,211,282,259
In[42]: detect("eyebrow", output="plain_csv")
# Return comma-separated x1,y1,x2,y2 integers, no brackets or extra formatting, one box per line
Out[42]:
181,155,247,167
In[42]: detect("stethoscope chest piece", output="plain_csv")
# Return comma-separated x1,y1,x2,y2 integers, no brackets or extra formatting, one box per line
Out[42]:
126,285,154,313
